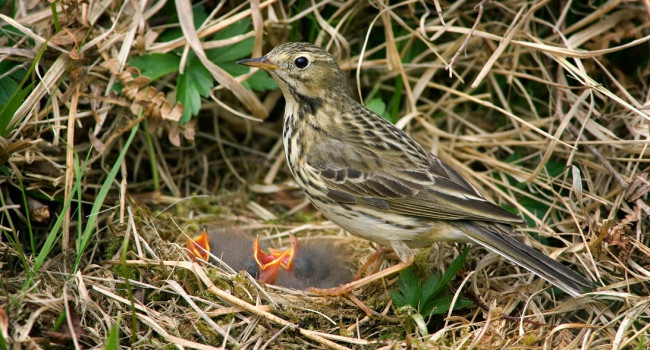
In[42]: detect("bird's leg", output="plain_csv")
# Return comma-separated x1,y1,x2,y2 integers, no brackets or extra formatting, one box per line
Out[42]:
354,245,393,280
310,257,412,317
309,258,413,296
345,292,380,317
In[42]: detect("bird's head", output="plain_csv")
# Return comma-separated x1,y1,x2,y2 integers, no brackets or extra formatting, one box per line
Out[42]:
187,230,295,285
252,236,296,284
186,229,211,262
237,42,347,103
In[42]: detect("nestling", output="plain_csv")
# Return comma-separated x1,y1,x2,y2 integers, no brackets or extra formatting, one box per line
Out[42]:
273,235,355,290
238,42,595,297
187,227,292,284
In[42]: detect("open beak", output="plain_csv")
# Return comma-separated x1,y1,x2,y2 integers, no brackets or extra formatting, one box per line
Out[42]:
253,236,295,284
236,56,279,71
268,234,299,271
253,237,282,283
187,229,210,262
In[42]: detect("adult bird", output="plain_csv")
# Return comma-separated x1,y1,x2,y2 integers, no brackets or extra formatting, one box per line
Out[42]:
237,42,595,297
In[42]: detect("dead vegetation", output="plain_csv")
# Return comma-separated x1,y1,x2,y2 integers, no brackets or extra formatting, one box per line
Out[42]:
1,0,649,348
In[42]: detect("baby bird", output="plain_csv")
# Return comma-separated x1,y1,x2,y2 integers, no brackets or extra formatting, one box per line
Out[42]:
273,235,354,290
187,227,291,284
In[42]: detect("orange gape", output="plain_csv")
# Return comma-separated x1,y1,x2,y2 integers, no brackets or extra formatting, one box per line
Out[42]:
186,229,211,262
266,235,299,270
253,236,295,284
186,229,297,285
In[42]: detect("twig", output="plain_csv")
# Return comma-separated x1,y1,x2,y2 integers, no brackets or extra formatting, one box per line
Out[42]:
446,0,488,77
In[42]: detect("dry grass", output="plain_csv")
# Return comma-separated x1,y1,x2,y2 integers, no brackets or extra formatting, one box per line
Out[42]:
1,0,649,348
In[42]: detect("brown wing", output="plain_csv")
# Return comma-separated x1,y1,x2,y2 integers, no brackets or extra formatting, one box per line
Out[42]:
306,136,525,226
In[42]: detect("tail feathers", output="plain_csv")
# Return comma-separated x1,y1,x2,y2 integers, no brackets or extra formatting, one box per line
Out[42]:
461,222,595,297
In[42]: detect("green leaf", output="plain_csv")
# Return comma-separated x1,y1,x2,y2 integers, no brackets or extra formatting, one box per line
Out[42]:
0,71,18,106
170,19,256,123
214,19,251,40
129,53,180,81
218,61,249,77
388,75,403,123
504,152,522,163
208,37,254,63
0,61,26,105
207,20,254,66
1,24,28,45
419,271,442,315
32,149,89,282
438,247,469,296
426,295,473,315
366,98,391,121
158,5,208,42
545,160,565,178
0,82,34,137
1,37,46,137
440,247,469,287
389,290,407,307
74,123,139,271
176,58,213,123
420,248,469,315
391,266,421,308
520,196,550,231
243,70,277,91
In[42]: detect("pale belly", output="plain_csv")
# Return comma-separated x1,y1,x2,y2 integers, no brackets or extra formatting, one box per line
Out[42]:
310,199,468,248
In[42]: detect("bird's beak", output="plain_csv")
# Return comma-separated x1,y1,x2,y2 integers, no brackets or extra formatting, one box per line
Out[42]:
236,56,279,71
187,229,210,262
253,237,293,284
269,234,299,270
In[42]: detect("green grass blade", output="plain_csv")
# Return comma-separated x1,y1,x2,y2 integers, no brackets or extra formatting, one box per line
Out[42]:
28,150,90,288
105,313,121,349
74,121,139,271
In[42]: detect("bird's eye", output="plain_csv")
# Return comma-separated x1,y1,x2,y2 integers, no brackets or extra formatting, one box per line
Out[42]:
294,56,309,69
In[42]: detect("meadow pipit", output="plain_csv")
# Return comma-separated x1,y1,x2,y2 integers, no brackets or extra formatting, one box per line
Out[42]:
238,42,595,297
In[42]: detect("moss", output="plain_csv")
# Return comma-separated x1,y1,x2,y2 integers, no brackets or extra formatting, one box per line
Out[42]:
112,264,138,281
522,332,540,346
103,236,122,260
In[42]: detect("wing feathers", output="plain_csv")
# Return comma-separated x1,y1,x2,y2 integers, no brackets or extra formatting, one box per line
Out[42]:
316,165,524,225
309,130,525,226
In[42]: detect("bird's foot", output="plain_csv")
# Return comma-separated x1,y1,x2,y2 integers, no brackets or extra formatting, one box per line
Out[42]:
309,261,412,296
353,246,396,280
308,262,411,317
